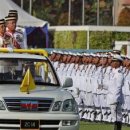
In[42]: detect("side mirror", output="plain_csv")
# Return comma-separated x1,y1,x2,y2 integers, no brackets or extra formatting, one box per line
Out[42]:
62,77,73,88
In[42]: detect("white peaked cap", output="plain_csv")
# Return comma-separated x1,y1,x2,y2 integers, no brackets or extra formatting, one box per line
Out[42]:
57,51,63,54
63,51,68,55
112,54,123,61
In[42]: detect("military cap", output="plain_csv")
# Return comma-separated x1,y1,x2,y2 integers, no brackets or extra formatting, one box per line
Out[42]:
112,54,123,62
0,19,5,24
112,50,121,55
5,15,17,21
8,10,18,20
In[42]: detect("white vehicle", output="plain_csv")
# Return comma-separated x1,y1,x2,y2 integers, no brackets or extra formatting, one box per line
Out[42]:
0,49,79,130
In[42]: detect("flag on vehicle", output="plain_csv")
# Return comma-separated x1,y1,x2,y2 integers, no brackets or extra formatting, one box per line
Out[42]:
20,68,36,94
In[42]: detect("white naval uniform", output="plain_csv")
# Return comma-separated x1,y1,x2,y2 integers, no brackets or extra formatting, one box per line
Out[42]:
53,61,59,70
107,67,124,122
122,69,130,124
5,30,23,49
77,64,87,119
56,62,65,84
85,64,95,121
92,66,102,121
16,27,27,48
66,63,79,100
101,66,112,122
85,64,95,107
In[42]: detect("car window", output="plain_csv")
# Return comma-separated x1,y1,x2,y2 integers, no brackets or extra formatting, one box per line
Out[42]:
0,58,59,86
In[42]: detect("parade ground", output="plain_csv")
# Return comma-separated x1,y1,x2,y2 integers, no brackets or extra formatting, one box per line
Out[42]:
80,121,130,130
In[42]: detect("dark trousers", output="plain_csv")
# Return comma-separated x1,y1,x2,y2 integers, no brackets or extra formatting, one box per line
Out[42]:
114,121,122,130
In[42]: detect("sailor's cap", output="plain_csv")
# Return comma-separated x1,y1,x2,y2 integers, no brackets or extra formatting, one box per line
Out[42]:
57,51,63,54
63,52,68,55
89,53,95,57
82,53,89,56
68,52,73,55
76,53,81,56
112,54,123,62
95,54,101,57
72,53,76,56
0,19,5,24
112,50,121,55
101,54,108,58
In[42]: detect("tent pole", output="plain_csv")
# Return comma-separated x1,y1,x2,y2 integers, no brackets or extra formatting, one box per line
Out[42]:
29,0,32,14
97,0,99,25
68,0,71,25
87,29,90,49
82,0,85,25
21,0,23,9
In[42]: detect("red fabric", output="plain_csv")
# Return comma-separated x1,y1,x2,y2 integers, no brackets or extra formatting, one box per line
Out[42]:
13,39,21,49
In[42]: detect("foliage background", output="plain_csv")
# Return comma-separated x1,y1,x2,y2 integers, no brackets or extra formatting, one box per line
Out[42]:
54,31,130,49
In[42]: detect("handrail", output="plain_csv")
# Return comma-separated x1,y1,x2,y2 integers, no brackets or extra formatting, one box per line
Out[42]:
0,48,48,57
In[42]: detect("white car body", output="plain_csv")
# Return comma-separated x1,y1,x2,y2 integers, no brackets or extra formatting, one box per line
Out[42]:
0,49,79,130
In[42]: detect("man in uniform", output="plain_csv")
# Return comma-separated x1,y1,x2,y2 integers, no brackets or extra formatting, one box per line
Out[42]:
107,54,124,130
0,19,5,47
4,12,23,49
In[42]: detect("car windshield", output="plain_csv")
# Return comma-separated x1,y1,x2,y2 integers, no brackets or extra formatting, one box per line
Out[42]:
0,58,59,86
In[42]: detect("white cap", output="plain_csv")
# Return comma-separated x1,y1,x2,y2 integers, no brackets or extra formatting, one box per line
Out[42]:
101,54,108,58
68,52,73,55
64,51,68,55
112,54,123,62
76,53,81,56
57,51,63,54
89,53,95,57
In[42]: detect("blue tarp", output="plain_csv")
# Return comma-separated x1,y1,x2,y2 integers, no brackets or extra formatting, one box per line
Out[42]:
26,24,49,48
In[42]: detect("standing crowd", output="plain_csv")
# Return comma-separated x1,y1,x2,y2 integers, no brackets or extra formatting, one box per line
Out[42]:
49,50,130,130
0,10,24,49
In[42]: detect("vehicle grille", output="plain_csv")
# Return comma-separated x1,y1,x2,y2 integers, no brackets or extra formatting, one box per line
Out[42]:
4,97,54,112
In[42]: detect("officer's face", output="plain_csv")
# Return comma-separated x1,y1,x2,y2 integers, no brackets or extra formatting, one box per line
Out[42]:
126,60,130,69
107,57,112,65
88,56,93,63
6,20,16,32
0,24,5,35
75,56,80,63
123,58,129,67
102,58,108,66
62,54,67,62
55,54,61,60
93,57,99,64
111,60,121,69
85,57,89,63
82,56,86,63
70,56,76,63
49,53,56,60
66,55,71,63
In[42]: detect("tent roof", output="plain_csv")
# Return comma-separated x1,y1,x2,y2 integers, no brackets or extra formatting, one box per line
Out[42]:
0,0,48,27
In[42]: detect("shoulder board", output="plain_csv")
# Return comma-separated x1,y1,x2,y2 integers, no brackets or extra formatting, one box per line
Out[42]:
16,30,23,34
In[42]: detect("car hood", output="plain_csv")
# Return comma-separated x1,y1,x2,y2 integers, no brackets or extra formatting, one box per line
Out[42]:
0,84,73,101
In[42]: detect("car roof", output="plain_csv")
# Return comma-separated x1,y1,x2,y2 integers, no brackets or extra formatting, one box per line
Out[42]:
0,53,47,60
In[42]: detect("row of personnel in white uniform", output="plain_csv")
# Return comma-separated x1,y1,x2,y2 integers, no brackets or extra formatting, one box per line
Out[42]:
50,51,130,126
